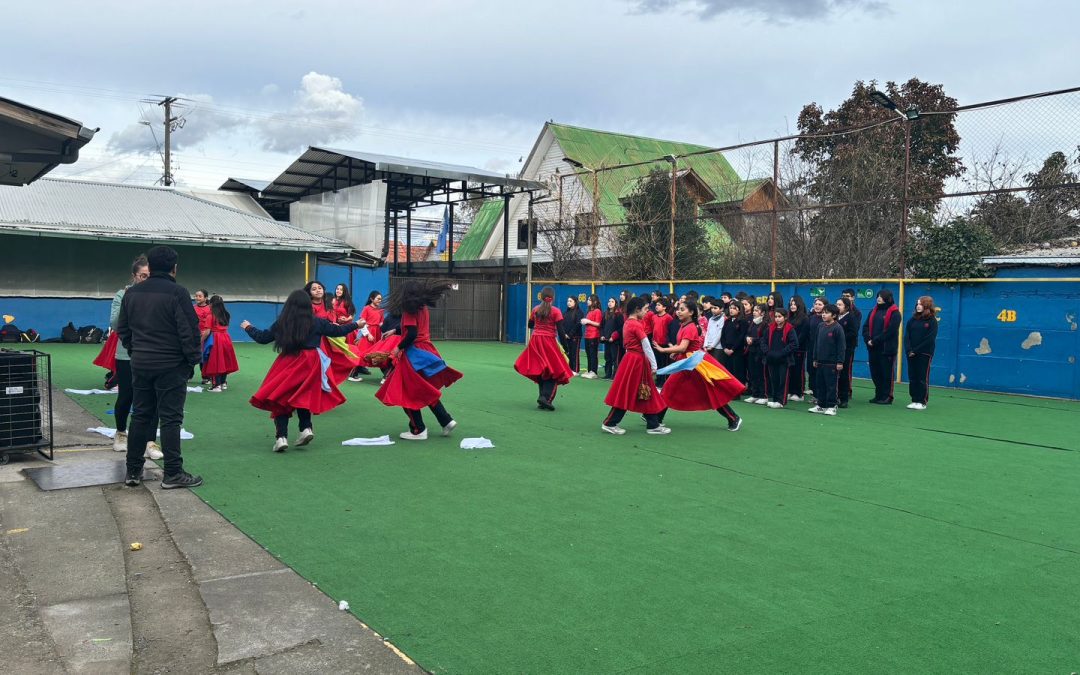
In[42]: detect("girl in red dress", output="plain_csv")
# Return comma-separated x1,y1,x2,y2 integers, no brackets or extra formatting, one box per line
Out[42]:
306,280,364,386
514,286,574,410
193,289,212,385
375,279,462,441
653,301,745,431
601,297,669,435
581,294,603,379
203,295,239,392
352,290,384,379
242,290,358,452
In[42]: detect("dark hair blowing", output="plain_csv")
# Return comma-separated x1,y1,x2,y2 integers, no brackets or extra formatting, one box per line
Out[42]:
385,278,453,316
274,290,315,355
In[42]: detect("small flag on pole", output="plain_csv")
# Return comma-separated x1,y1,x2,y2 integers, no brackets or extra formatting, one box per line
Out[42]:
436,206,449,256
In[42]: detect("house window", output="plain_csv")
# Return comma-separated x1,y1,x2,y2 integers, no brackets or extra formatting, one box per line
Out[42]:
517,218,537,249
573,212,599,246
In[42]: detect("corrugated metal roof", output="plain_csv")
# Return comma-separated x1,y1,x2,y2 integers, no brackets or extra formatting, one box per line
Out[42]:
0,178,350,252
219,177,271,193
983,242,1080,266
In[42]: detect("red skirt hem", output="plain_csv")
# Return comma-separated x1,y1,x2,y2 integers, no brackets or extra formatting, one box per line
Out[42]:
376,348,462,409
662,353,746,411
203,332,239,377
514,335,573,384
249,349,346,418
603,351,666,414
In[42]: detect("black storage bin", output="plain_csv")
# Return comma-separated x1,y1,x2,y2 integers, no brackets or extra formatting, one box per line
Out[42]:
0,349,53,463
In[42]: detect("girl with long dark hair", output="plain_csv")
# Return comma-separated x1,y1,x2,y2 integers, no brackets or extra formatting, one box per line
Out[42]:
601,297,668,435
306,280,364,386
203,295,239,392
600,297,624,379
515,286,574,410
193,289,212,385
905,295,938,410
804,297,825,401
376,278,462,440
351,290,384,380
242,290,358,452
560,296,584,375
835,297,859,408
718,300,748,384
581,294,603,379
653,300,744,431
862,289,901,404
786,296,810,401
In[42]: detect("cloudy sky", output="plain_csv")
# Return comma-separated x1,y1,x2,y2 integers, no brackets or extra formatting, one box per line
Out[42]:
5,0,1077,190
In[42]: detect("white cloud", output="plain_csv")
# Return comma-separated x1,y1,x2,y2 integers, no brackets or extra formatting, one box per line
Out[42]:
256,72,364,153
632,0,889,21
106,94,241,155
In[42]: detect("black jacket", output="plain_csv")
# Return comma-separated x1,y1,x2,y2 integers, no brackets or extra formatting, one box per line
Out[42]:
904,316,938,356
600,312,623,341
814,321,846,364
560,307,583,340
764,323,799,365
719,317,747,351
804,314,823,358
837,312,859,361
862,302,901,353
117,272,200,371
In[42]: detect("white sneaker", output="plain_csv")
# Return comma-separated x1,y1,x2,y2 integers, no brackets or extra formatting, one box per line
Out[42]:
823,407,838,416
754,398,768,405
221,382,228,391
908,402,927,410
808,405,824,414
743,396,756,403
400,429,428,441
144,441,163,460
442,420,457,437
208,386,223,393
273,437,288,453
804,389,815,397
601,424,626,435
767,402,782,409
646,426,672,435
788,395,803,402
379,378,386,385
348,375,364,382
113,431,127,452
296,428,314,446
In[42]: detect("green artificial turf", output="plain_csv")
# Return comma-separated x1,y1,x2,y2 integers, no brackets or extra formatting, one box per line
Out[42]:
39,343,1080,673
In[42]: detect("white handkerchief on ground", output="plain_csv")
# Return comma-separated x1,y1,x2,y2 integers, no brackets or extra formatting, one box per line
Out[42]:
65,388,117,395
186,386,204,393
460,437,495,449
87,427,195,440
341,435,395,446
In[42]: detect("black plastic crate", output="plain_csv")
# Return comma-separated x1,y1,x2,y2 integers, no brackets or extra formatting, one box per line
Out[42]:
0,349,53,464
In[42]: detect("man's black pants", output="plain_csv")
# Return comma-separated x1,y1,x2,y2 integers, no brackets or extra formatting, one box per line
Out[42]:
127,364,189,476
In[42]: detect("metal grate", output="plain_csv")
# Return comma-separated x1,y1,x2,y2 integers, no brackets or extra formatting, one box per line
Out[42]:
0,349,53,464
389,277,502,340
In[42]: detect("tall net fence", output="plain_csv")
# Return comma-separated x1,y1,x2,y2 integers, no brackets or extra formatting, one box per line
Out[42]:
527,86,1080,281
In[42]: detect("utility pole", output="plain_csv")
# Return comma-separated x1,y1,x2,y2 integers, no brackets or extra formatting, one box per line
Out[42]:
158,96,179,186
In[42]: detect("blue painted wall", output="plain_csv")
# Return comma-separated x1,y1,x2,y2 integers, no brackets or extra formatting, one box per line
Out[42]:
507,268,1080,399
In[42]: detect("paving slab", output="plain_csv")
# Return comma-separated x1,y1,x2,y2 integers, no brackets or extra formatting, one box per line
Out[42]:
38,594,132,674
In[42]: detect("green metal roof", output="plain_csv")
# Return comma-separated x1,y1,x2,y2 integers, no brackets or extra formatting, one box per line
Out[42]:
454,199,504,261
710,177,769,204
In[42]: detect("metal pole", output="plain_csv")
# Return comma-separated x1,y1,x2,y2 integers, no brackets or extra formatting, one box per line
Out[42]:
771,140,779,278
405,209,412,275
591,169,599,280
526,192,535,342
669,158,677,282
160,96,177,186
448,201,455,275
900,119,911,279
501,193,511,342
392,210,399,277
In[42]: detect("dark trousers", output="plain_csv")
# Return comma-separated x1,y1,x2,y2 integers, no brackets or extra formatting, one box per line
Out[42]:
815,362,840,408
604,407,665,430
114,360,133,432
908,353,932,404
719,350,745,387
274,408,312,437
127,364,189,476
746,358,766,399
840,353,855,403
561,337,581,372
584,338,600,374
602,341,621,378
789,351,807,396
765,361,789,404
405,401,453,434
717,404,739,425
868,350,896,402
538,378,561,403
654,350,670,387
213,373,228,387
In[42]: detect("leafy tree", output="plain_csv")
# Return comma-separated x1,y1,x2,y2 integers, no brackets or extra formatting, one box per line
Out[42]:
791,78,963,275
906,215,996,278
611,169,718,280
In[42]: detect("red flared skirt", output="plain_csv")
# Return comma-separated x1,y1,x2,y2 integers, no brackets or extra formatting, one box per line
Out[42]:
354,327,383,358
603,351,666,414
322,336,362,385
662,352,746,411
93,332,119,371
203,332,239,377
376,344,462,409
249,349,346,418
514,334,573,384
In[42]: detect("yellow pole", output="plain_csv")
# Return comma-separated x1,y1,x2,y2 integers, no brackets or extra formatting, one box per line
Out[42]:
668,280,675,295
590,282,596,295
304,253,310,282
896,279,905,383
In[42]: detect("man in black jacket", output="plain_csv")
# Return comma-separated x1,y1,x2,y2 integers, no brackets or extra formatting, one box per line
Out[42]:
117,246,203,489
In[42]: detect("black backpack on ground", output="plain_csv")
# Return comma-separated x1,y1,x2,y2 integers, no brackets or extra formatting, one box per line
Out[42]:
61,322,79,343
0,323,21,343
77,325,104,344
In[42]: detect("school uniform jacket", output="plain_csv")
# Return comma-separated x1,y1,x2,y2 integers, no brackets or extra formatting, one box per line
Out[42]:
814,321,846,364
904,315,938,356
764,322,799,366
862,302,901,353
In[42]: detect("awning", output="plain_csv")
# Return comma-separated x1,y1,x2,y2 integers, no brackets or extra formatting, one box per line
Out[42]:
0,96,97,186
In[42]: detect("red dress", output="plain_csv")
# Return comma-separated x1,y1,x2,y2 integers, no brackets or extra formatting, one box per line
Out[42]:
376,307,462,409
514,306,573,384
332,298,358,344
661,323,746,411
585,309,602,340
195,304,212,375
603,318,666,414
314,302,362,385
247,318,354,418
202,321,239,377
354,305,384,357
93,332,119,372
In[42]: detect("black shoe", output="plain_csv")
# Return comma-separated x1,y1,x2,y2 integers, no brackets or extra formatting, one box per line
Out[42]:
727,417,743,432
537,398,555,411
881,397,894,405
869,398,881,404
838,401,849,409
357,367,372,375
124,470,142,487
161,471,203,489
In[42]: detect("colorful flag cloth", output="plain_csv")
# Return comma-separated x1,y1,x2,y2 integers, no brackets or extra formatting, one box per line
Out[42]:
656,350,705,375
